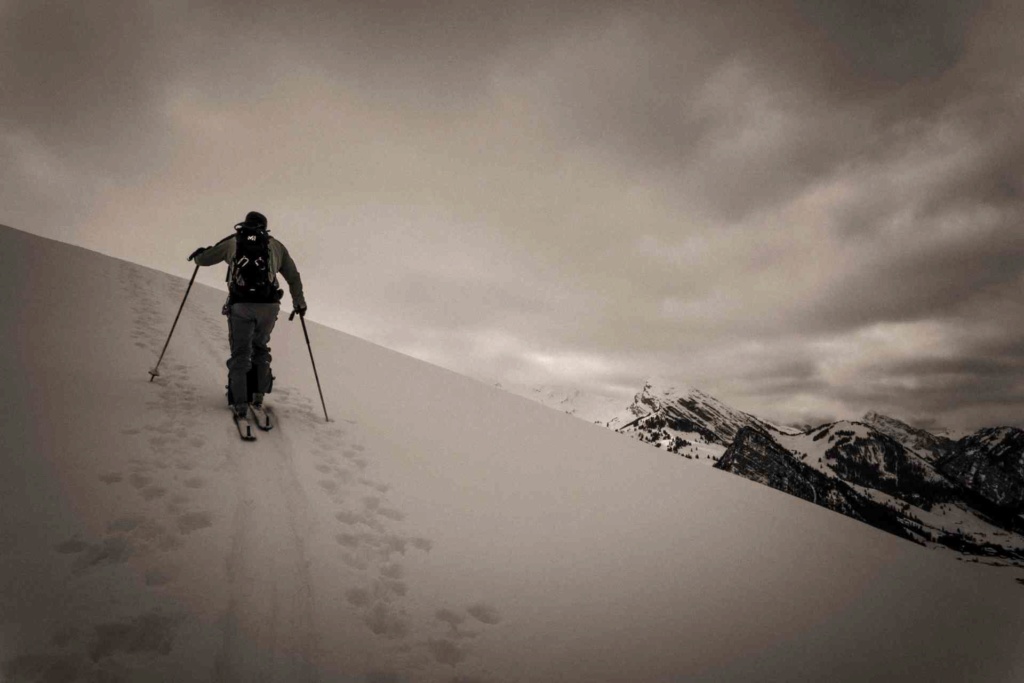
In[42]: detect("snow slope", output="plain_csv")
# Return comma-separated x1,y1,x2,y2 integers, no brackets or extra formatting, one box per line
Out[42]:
492,383,627,426
2,224,1023,683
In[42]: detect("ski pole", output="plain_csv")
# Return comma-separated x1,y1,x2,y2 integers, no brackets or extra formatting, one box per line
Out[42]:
149,263,200,382
290,309,329,422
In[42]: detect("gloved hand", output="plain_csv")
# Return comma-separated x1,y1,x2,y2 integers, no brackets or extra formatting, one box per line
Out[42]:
294,305,307,318
188,246,207,262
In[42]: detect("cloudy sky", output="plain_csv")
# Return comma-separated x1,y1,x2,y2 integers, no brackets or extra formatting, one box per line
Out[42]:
3,0,1023,430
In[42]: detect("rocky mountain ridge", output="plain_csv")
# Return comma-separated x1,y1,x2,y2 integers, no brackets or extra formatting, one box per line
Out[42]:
611,380,787,446
507,380,1024,564
863,411,957,462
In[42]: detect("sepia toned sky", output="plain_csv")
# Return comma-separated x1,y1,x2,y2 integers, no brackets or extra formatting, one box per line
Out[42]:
3,0,1023,430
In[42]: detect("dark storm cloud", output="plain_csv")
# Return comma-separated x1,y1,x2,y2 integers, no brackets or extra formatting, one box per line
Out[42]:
0,0,191,233
502,0,993,222
779,53,1024,340
0,0,999,198
891,356,1022,381
791,0,980,86
0,0,550,179
4,0,1023,429
739,358,824,392
804,227,1024,333
965,332,1024,366
828,358,1024,422
182,0,629,104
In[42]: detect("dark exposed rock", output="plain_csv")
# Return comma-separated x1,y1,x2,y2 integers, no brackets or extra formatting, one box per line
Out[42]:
939,427,1024,511
816,422,957,509
716,427,916,542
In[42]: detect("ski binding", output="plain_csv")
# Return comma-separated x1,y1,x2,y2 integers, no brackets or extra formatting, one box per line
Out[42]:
249,403,273,431
233,412,257,441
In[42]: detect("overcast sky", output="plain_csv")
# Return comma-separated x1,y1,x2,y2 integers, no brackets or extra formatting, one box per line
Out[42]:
3,0,1023,431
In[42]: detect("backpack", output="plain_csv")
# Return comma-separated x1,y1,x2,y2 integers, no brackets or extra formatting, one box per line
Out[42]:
229,227,282,303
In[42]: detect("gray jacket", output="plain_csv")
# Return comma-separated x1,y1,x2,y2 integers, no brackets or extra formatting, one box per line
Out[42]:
195,233,306,310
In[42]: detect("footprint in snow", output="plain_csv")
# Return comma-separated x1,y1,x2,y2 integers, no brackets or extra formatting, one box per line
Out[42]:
176,511,213,535
141,486,167,501
434,604,502,641
375,506,405,522
335,510,365,526
436,608,467,634
165,493,191,515
55,538,90,555
359,479,390,494
145,565,178,587
107,516,145,534
363,601,410,640
466,603,502,626
364,671,404,683
427,638,467,667
89,609,181,661
129,470,152,486
56,517,183,573
336,532,363,549
345,587,372,607
342,553,371,571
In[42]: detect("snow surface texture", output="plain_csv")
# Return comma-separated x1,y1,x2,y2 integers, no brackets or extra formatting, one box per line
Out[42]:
1,223,1023,682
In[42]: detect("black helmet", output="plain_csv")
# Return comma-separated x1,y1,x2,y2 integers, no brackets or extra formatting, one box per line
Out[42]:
239,210,267,230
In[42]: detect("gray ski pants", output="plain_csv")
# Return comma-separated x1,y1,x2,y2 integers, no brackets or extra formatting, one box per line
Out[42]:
227,302,280,405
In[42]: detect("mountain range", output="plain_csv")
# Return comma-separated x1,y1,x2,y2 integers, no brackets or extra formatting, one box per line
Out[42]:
506,380,1024,564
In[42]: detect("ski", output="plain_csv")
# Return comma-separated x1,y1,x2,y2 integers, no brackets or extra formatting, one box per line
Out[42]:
233,412,257,441
249,403,273,431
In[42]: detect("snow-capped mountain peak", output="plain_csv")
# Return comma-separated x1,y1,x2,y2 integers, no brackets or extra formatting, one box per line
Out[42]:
617,379,780,445
862,411,955,462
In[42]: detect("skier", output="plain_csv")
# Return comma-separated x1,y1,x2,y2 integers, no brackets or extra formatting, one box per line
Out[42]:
188,211,306,436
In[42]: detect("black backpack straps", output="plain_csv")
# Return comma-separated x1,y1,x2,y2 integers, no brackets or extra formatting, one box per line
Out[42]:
216,233,235,282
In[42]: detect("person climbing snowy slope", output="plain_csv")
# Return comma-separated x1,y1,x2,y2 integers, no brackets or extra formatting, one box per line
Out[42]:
188,211,306,435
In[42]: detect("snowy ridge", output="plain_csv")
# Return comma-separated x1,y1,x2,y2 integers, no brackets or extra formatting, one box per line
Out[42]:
493,383,627,426
778,420,946,493
608,380,797,465
3,224,1024,682
863,411,956,462
615,379,781,438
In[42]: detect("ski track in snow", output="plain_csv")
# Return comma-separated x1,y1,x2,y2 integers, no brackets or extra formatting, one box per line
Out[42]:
6,261,503,682
214,418,319,683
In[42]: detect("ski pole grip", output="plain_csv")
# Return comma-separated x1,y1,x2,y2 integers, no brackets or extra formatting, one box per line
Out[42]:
289,310,296,322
